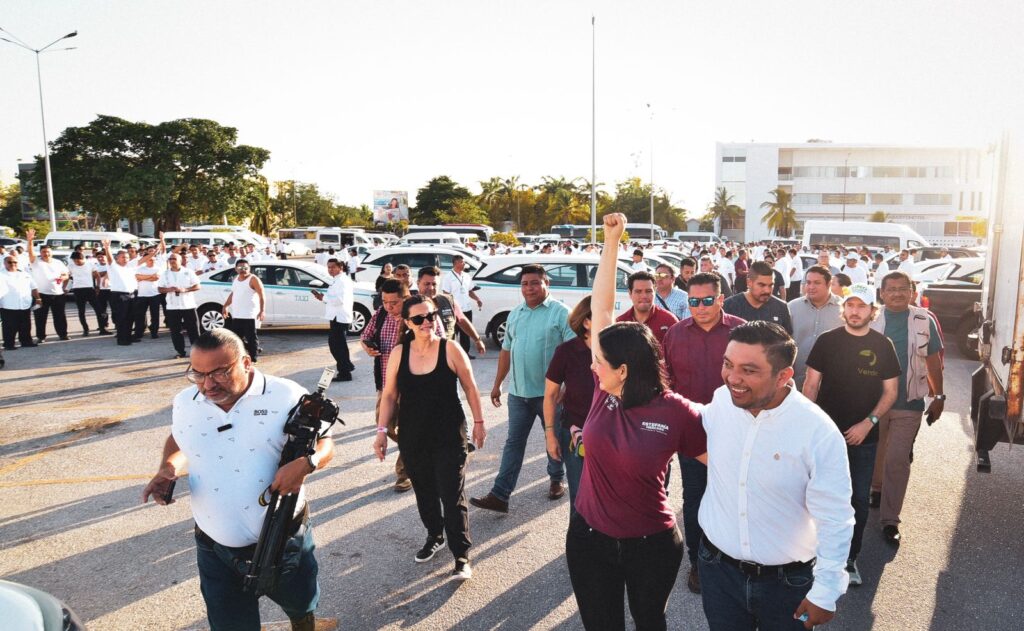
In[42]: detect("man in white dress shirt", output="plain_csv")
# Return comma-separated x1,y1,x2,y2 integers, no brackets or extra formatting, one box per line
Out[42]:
1,255,40,350
102,240,140,346
25,229,69,342
698,320,854,630
440,255,482,358
312,258,355,382
158,253,201,358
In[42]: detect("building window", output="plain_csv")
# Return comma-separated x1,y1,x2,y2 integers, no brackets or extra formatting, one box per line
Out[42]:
822,193,866,205
722,156,747,163
793,193,822,205
721,216,745,230
870,193,903,205
873,166,906,178
944,221,973,236
914,194,953,205
778,167,792,180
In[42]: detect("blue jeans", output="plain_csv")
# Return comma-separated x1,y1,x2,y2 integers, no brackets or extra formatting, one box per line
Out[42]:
848,441,877,561
556,424,585,516
698,539,814,631
195,523,320,631
680,456,708,565
491,394,565,502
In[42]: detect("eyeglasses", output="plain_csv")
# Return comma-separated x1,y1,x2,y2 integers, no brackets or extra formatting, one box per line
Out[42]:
687,296,717,308
185,360,239,384
653,272,673,279
408,311,438,325
3,261,15,266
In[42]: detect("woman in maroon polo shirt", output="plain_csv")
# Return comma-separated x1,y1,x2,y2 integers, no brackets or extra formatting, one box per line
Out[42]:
565,213,708,631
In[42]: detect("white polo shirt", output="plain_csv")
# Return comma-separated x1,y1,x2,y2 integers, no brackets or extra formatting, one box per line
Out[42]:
68,259,96,291
323,272,353,324
157,268,200,310
29,257,68,296
107,260,139,293
0,270,36,310
136,261,164,298
172,370,326,547
185,254,206,273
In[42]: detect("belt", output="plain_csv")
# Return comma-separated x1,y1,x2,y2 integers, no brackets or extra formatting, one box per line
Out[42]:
195,503,309,549
701,535,815,577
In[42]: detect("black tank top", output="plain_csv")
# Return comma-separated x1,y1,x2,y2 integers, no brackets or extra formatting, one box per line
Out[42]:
397,338,466,450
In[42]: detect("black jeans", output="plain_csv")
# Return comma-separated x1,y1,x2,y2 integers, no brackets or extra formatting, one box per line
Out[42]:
109,291,135,344
72,287,107,332
402,444,471,560
227,317,258,361
34,293,67,339
96,289,111,330
167,308,199,355
1,308,33,348
133,294,161,338
566,512,684,631
327,320,354,375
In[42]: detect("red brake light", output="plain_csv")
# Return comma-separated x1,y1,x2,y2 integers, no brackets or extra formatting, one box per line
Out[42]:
920,295,930,308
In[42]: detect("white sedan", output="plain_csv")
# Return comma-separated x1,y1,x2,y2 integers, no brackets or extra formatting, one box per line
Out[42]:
471,254,635,345
194,260,376,335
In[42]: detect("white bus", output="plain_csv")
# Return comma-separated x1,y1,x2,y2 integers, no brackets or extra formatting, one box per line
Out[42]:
43,231,138,255
672,231,725,245
277,226,323,254
407,224,494,242
801,220,930,252
625,223,667,242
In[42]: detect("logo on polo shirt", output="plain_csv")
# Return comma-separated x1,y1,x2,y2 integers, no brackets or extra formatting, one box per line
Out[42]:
254,409,268,416
641,421,669,435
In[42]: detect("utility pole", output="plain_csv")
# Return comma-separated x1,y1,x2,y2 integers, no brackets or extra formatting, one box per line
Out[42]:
590,15,597,244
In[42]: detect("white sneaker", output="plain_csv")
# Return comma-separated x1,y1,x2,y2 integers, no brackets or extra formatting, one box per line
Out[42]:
846,559,862,586
452,558,472,581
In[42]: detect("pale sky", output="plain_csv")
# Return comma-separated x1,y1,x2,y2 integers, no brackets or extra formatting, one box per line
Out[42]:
2,0,1021,215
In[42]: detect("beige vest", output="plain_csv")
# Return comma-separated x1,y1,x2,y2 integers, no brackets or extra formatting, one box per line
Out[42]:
871,305,932,402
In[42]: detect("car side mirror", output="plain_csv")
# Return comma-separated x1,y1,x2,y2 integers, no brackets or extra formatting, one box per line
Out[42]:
308,279,327,288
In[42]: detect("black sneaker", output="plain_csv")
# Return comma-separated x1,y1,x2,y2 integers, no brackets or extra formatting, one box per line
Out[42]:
452,558,472,581
415,536,444,563
883,525,901,545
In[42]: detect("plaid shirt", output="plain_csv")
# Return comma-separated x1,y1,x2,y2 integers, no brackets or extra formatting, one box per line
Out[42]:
361,309,403,389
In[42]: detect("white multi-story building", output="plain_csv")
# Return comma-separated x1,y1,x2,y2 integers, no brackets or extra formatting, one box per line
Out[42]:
714,141,995,244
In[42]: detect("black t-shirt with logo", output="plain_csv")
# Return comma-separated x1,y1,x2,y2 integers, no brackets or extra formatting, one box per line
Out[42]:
805,327,901,443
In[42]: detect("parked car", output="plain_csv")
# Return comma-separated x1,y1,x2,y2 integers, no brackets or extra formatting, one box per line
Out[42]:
882,246,976,270
193,260,375,335
0,579,85,630
472,254,634,345
919,260,985,359
353,246,481,283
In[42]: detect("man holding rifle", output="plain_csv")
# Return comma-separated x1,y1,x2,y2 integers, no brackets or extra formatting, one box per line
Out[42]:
142,328,334,631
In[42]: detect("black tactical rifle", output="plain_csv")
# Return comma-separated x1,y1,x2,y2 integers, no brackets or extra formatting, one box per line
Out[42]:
243,368,342,596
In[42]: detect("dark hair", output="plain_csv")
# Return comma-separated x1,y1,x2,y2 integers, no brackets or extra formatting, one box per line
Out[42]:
787,248,797,255
687,272,721,293
748,261,774,280
418,265,441,279
568,295,593,338
880,271,912,290
518,264,547,280
397,294,436,343
327,258,348,273
680,257,697,270
71,251,83,261
728,321,796,374
632,249,644,257
598,322,667,409
655,262,676,276
394,263,411,273
834,273,852,288
380,278,406,296
192,328,247,359
804,265,832,284
235,258,249,266
452,254,464,263
627,270,655,291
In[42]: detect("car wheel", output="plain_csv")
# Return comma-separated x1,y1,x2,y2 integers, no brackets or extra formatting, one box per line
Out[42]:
489,312,509,346
957,317,980,361
349,304,370,336
198,305,226,332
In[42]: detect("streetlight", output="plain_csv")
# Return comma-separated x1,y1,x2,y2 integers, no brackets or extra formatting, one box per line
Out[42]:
647,103,655,242
0,27,78,231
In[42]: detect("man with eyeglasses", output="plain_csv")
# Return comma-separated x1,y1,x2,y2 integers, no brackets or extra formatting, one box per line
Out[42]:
222,259,265,363
662,272,746,594
653,263,691,321
158,253,201,359
0,255,41,351
142,328,333,631
24,228,70,342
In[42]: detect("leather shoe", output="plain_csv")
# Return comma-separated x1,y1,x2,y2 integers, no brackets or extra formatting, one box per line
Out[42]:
869,491,881,508
332,372,353,382
470,493,509,513
687,565,701,594
548,480,567,500
394,477,412,493
883,524,901,545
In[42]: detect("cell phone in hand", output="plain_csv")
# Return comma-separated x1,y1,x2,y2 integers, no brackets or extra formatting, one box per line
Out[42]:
162,479,177,504
926,411,938,426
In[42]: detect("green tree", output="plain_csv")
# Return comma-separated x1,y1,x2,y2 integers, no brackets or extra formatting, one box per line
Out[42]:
270,180,335,227
704,187,744,235
0,181,23,231
437,198,491,225
491,231,521,247
760,188,798,238
412,176,472,225
868,210,889,222
606,177,687,234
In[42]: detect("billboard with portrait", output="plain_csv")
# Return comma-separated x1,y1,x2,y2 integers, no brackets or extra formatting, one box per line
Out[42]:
373,190,408,223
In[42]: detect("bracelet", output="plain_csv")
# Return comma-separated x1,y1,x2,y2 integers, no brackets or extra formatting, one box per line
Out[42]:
376,426,388,434
473,420,484,425
544,425,555,431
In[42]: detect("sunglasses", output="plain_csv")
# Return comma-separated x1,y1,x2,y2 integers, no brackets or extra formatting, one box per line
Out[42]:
687,296,717,308
653,272,673,279
408,311,438,325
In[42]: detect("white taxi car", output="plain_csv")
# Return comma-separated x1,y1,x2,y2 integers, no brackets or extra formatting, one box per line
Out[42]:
472,254,635,345
194,260,376,335
354,246,482,283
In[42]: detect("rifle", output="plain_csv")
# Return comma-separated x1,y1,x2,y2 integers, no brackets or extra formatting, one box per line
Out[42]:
243,367,342,596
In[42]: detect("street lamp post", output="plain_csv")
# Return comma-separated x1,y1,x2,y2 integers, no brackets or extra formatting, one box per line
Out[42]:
0,27,78,231
647,103,655,242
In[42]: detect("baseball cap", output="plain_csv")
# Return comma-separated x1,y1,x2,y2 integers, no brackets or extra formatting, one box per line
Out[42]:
843,283,876,305
845,251,859,260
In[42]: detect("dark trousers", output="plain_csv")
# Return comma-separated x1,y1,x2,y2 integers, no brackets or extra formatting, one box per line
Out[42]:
72,287,107,332
96,288,111,328
680,456,709,566
227,317,258,361
698,539,814,631
327,320,354,375
133,295,161,338
110,291,135,344
556,423,586,516
848,441,877,561
167,308,200,355
195,524,320,631
34,293,67,339
566,512,684,631
788,280,802,301
402,444,471,560
457,310,473,355
1,308,33,348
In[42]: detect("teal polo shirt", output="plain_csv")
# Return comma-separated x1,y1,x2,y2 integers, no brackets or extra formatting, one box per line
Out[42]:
502,296,576,398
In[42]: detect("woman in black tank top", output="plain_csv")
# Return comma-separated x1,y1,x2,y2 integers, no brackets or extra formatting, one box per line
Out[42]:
372,295,487,581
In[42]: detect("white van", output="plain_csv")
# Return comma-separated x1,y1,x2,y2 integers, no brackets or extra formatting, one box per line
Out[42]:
316,228,373,252
801,220,930,251
399,231,463,246
43,231,138,255
672,231,725,245
162,231,237,249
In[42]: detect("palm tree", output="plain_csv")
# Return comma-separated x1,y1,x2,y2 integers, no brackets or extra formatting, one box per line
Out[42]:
760,188,798,238
704,186,744,235
477,177,504,209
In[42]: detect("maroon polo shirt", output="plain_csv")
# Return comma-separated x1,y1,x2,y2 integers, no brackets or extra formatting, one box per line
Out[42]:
616,305,678,345
662,313,746,405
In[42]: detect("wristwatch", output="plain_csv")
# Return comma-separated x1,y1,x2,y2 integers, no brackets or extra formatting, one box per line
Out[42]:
305,451,321,472
933,394,947,401
868,415,880,426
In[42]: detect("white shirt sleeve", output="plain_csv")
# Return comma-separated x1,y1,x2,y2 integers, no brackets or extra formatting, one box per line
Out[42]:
804,428,856,611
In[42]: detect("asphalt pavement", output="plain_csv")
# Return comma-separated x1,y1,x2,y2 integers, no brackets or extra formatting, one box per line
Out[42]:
1,308,1022,630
